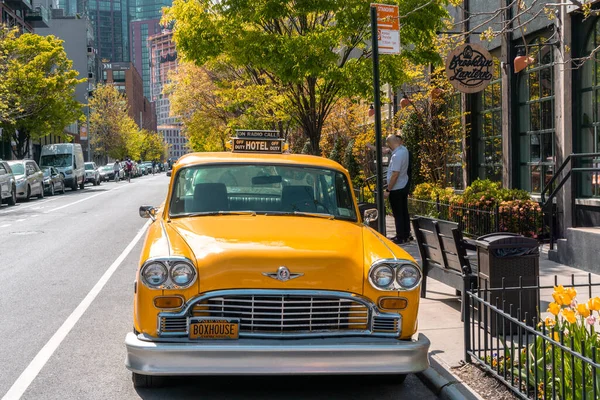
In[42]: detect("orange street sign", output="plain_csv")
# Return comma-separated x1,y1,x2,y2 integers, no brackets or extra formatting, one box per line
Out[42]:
372,3,400,54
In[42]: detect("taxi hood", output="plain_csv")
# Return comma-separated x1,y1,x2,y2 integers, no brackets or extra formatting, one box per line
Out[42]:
166,215,365,293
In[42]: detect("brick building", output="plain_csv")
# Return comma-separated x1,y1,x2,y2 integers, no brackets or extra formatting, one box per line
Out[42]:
101,61,157,132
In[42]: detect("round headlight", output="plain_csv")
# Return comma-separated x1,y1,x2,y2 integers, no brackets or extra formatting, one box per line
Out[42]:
141,262,168,287
170,262,195,286
370,265,394,289
396,265,421,289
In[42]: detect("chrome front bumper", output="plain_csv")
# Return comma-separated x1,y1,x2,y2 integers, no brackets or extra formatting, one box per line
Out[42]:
125,332,430,376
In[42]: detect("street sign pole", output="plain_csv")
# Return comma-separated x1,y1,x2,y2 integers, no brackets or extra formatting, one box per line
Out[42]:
370,5,386,235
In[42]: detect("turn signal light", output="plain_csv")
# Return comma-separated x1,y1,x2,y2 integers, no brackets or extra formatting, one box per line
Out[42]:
379,297,408,310
154,296,184,309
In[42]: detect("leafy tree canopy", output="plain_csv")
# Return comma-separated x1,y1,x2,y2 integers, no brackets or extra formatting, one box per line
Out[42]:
164,0,450,154
0,32,84,158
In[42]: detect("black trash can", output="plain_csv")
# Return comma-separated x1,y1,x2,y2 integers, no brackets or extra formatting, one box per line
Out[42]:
476,233,540,335
358,202,378,230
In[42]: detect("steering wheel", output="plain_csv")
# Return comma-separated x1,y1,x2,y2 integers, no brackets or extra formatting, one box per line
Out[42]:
313,199,330,214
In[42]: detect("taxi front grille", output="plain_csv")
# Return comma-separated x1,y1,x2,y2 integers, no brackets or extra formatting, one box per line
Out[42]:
192,295,370,334
158,291,401,338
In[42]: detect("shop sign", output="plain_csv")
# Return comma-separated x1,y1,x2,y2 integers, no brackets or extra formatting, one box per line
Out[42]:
445,44,494,93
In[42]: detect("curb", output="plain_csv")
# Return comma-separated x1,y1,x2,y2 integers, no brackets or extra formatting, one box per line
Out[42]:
417,356,484,400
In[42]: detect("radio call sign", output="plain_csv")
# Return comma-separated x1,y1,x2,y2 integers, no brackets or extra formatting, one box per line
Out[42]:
233,139,283,153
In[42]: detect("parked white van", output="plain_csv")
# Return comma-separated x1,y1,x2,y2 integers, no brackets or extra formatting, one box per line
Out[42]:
39,143,85,191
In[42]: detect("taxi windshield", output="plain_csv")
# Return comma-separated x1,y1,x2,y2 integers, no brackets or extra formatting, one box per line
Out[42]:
169,164,357,221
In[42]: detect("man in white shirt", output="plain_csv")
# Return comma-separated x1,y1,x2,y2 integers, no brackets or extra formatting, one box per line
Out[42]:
383,134,410,244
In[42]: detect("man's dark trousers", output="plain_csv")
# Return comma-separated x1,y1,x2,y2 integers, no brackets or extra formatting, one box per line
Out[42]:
389,185,410,241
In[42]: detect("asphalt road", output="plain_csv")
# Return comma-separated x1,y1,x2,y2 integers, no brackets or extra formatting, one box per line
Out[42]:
0,173,438,400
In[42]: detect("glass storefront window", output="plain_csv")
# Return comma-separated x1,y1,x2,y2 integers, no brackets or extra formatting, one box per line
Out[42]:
518,37,555,193
579,20,600,198
476,58,502,182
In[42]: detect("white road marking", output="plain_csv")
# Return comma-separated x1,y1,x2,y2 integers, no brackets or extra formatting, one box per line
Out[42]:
1,220,151,400
44,186,121,214
0,224,11,228
30,215,39,218
15,219,25,222
0,198,58,215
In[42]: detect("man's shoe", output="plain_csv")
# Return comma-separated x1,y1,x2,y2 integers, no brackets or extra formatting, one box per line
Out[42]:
391,238,406,245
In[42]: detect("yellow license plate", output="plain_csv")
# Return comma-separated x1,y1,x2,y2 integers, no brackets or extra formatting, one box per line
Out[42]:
189,319,239,340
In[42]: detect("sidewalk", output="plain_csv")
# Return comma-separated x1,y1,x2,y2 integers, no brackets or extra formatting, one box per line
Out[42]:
384,216,600,397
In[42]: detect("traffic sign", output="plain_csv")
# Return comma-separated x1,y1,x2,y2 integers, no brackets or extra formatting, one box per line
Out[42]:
372,3,400,55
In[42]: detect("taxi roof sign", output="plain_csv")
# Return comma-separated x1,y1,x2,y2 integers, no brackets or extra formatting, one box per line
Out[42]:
235,129,282,139
231,130,285,154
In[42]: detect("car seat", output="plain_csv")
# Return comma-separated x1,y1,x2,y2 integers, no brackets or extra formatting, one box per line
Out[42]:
281,185,316,212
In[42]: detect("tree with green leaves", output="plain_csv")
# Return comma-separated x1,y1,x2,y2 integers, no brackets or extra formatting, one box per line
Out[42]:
89,84,131,160
140,130,167,161
0,32,84,158
166,61,292,152
0,26,18,125
164,0,450,155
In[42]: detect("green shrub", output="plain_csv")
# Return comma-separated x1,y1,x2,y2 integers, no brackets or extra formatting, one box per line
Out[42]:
410,179,541,238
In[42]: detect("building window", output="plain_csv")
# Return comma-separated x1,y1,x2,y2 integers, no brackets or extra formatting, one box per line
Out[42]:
518,37,555,193
113,70,125,82
476,58,502,182
579,19,600,198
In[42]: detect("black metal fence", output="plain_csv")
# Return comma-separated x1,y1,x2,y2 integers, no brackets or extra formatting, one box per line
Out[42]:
408,198,547,239
463,272,600,399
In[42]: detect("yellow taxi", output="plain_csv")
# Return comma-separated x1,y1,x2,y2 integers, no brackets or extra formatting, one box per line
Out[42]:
125,130,429,388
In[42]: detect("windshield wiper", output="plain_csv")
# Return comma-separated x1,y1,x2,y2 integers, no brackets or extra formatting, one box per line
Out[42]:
264,211,335,220
172,211,257,218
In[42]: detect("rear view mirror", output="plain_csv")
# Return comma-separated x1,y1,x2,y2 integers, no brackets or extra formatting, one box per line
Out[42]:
364,208,378,225
139,205,158,221
252,175,282,185
166,171,172,177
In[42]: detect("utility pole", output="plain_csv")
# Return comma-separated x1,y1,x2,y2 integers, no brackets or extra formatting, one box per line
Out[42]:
370,5,386,235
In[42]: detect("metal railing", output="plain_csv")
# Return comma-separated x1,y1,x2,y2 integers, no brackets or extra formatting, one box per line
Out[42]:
408,197,545,239
541,152,600,250
463,272,600,399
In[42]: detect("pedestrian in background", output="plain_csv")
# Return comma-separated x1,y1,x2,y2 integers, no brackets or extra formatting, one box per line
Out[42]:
383,133,411,244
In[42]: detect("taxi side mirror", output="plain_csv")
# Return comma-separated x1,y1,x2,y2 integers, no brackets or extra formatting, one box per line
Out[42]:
166,171,171,177
139,205,158,221
364,208,378,225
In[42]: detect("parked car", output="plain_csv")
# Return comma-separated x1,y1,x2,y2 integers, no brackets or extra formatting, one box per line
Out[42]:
99,165,115,181
39,143,85,191
84,162,101,186
42,166,66,196
0,160,17,206
8,160,44,201
126,130,428,388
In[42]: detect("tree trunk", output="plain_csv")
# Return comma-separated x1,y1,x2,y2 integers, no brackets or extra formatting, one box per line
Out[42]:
11,128,29,159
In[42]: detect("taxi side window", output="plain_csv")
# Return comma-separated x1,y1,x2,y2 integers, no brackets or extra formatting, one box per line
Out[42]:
0,164,5,175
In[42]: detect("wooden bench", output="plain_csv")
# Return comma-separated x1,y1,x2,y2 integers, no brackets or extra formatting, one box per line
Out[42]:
411,216,478,300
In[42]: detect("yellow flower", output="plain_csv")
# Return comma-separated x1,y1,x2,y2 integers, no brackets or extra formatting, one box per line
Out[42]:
547,302,560,316
553,331,560,341
588,297,600,312
577,303,590,318
552,291,568,306
554,285,565,294
562,308,577,324
565,287,577,303
544,316,556,327
553,286,577,306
